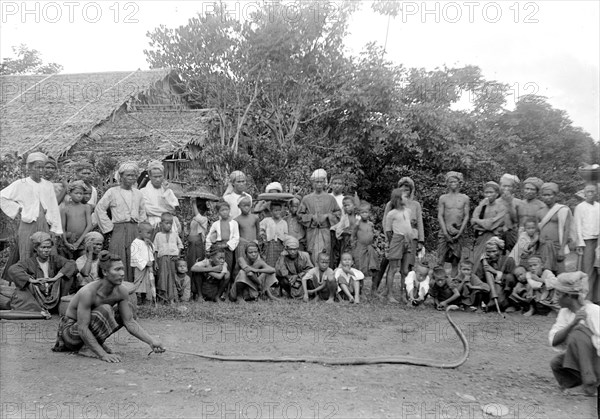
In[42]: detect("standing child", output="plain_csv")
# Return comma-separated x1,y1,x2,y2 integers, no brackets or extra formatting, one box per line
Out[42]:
509,217,539,267
331,196,359,268
259,201,288,268
205,201,240,279
383,188,413,304
301,251,337,303
429,266,461,310
130,222,156,305
404,264,430,307
235,195,261,275
59,181,92,260
187,198,209,300
455,260,490,312
353,202,380,290
174,259,191,302
334,252,364,304
285,196,306,250
154,213,184,303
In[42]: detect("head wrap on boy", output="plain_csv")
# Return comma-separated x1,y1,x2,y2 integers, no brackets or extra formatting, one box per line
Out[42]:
541,182,559,194
30,231,52,247
500,173,520,186
224,171,247,195
83,231,104,247
265,182,283,193
445,171,463,183
147,160,164,174
397,177,415,199
26,152,48,165
237,194,252,205
484,181,500,193
523,177,543,191
485,236,505,250
68,180,88,193
283,236,300,249
310,169,327,181
555,271,589,299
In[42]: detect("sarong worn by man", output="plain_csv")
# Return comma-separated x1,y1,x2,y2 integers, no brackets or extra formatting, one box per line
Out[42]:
471,182,508,271
299,169,340,264
549,272,600,397
537,183,573,274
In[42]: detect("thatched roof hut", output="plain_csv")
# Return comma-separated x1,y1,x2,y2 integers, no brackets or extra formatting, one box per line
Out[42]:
0,69,219,174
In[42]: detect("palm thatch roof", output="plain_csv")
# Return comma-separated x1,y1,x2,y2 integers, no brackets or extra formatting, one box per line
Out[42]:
0,69,217,159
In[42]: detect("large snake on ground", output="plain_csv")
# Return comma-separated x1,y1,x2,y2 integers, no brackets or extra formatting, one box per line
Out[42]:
160,305,469,368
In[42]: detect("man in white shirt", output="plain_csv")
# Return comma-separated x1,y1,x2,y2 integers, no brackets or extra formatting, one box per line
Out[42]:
573,184,600,303
548,271,599,397
0,152,63,262
140,160,180,235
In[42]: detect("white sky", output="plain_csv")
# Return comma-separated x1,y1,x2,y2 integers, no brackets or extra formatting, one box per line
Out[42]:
1,0,598,140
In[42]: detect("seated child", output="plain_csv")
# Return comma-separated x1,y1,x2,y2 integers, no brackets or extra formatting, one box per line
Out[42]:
352,202,380,286
334,252,364,304
259,201,288,268
174,259,191,303
509,217,539,267
230,242,278,302
526,255,559,314
191,246,231,302
404,263,430,306
130,222,156,305
429,266,460,310
301,251,337,303
154,213,184,303
509,266,534,315
455,260,490,312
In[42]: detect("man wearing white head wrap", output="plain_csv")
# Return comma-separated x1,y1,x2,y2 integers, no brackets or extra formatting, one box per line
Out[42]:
1,152,63,268
6,230,77,312
298,169,341,263
223,171,252,219
95,161,146,282
140,160,181,235
549,271,600,396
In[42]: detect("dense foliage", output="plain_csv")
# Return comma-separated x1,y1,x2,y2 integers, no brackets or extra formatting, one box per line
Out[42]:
0,44,63,75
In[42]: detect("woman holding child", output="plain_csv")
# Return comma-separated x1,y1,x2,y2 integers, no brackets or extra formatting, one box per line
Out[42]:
95,161,147,283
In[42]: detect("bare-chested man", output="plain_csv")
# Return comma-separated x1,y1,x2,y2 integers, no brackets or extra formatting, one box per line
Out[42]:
437,171,470,276
516,177,547,230
537,183,573,274
53,252,165,362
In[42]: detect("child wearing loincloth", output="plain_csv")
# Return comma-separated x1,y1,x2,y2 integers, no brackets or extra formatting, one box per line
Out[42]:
301,251,336,303
59,181,92,260
334,252,365,304
230,242,278,302
191,246,230,302
153,213,183,303
352,202,380,289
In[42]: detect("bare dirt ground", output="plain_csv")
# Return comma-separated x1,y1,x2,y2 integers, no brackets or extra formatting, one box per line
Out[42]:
1,291,598,419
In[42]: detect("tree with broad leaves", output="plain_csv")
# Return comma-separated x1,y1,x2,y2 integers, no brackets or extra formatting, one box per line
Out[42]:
0,44,63,75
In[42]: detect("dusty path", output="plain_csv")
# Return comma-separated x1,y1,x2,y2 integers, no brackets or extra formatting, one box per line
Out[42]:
0,301,596,418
